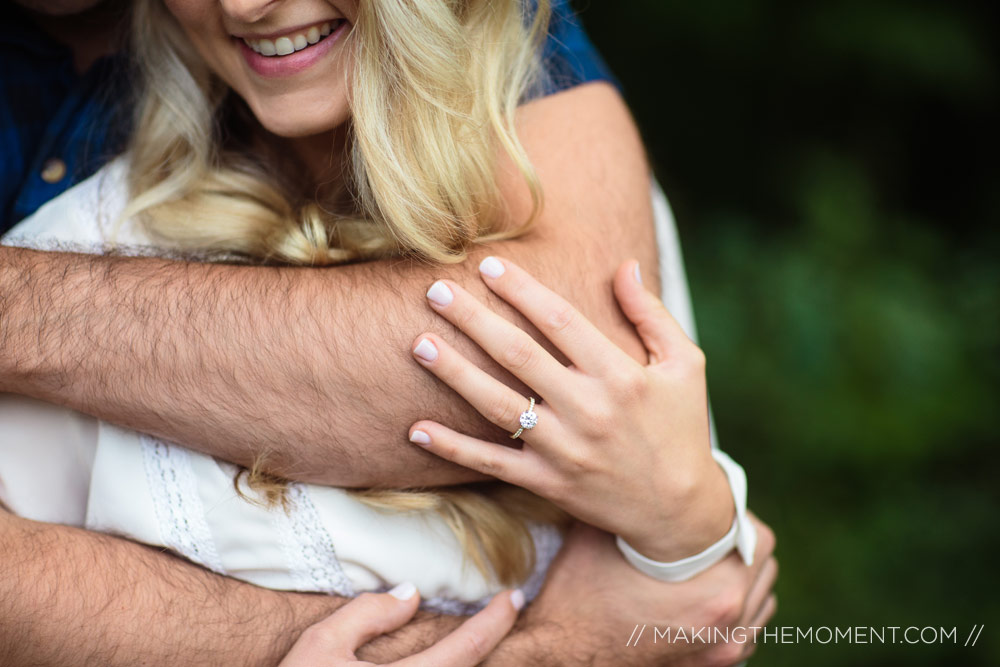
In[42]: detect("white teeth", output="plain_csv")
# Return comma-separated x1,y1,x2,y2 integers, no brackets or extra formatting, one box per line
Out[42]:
242,21,339,58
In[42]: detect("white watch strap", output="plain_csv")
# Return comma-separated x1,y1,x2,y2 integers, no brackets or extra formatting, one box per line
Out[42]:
615,448,757,582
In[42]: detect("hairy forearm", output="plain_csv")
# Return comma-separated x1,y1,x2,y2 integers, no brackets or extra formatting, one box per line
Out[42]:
0,84,658,487
0,510,469,666
0,510,611,666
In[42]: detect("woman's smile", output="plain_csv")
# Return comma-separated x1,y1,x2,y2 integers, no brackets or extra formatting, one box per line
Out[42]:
236,18,349,77
165,0,357,138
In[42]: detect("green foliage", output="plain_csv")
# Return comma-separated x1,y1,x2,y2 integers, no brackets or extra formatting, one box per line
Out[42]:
573,0,999,663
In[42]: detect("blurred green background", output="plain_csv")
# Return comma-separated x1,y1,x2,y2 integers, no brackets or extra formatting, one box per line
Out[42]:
571,0,999,664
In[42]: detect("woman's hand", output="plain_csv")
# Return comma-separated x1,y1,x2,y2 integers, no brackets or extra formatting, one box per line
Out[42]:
408,257,735,562
279,583,524,667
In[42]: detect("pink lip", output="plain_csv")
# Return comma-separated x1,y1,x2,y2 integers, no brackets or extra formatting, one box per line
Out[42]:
238,20,349,78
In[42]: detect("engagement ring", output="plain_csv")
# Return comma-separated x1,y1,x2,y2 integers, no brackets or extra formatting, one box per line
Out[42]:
510,397,538,439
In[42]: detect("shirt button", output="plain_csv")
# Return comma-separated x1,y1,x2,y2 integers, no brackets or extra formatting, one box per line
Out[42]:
41,158,67,184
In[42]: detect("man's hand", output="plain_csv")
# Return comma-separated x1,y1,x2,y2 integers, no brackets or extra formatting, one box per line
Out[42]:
487,516,778,667
0,82,657,489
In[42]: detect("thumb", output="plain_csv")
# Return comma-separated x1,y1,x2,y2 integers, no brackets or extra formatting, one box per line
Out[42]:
613,260,691,365
279,583,421,666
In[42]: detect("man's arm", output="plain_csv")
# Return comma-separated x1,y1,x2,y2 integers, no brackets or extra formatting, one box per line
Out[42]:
0,82,658,487
0,508,471,666
0,508,777,667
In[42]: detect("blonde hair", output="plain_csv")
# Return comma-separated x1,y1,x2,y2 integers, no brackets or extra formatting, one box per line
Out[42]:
123,0,564,585
123,0,549,264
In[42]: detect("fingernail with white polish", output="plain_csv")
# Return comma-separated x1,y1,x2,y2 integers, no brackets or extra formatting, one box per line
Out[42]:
633,262,643,285
426,281,454,306
510,589,525,611
409,430,431,446
479,256,505,279
389,581,417,600
413,338,438,362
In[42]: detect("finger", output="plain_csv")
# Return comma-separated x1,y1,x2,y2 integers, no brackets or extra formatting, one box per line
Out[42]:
411,334,557,441
696,529,771,597
279,584,420,666
612,259,695,365
409,421,541,488
749,593,777,629
424,279,575,404
740,556,778,626
477,256,635,376
745,514,777,581
740,594,778,663
700,515,773,599
392,590,523,667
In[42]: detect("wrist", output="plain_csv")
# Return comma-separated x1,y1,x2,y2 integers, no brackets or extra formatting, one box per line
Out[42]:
622,456,735,562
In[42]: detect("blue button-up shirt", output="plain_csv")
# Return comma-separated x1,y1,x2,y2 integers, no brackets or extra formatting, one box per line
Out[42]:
1,0,614,232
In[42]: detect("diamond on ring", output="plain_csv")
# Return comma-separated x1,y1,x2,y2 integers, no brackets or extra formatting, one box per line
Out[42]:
510,397,538,439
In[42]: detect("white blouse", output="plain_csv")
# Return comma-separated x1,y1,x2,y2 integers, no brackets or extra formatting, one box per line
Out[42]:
0,160,747,612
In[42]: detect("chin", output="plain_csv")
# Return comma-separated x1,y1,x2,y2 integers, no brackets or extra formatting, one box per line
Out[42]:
253,102,351,139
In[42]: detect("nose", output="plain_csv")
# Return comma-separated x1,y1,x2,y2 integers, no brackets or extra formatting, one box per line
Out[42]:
219,0,282,23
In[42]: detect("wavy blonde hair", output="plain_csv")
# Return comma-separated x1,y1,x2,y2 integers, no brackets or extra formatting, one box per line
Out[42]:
121,0,564,585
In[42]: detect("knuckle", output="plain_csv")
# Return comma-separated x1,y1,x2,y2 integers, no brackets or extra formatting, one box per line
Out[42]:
676,343,707,374
543,302,576,334
452,303,480,331
355,592,384,611
581,402,616,437
757,522,776,554
500,336,537,373
442,358,469,384
709,590,743,628
301,619,340,648
487,394,521,428
689,344,707,368
507,273,533,301
473,452,504,478
458,631,490,661
436,438,460,460
611,367,649,398
355,591,378,604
